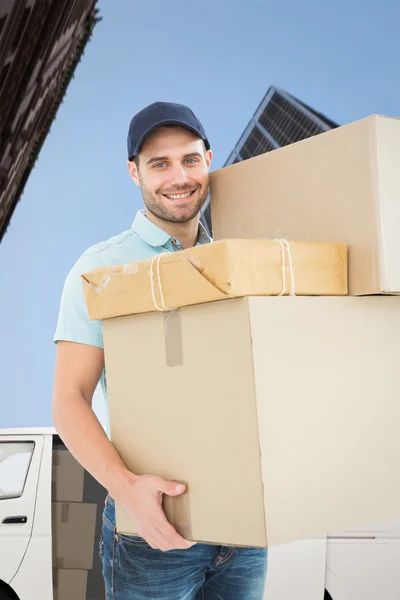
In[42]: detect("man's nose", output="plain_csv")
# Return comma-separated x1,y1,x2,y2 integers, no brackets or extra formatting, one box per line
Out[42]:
168,163,190,186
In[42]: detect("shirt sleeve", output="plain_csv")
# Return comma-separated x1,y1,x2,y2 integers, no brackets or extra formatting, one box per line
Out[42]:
53,253,104,349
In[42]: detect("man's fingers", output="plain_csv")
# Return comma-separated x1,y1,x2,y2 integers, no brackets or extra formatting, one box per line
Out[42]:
154,517,193,550
158,478,186,496
145,530,172,552
124,475,192,551
142,532,162,550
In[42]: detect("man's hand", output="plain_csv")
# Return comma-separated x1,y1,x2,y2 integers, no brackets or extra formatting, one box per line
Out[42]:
119,474,195,552
52,343,193,553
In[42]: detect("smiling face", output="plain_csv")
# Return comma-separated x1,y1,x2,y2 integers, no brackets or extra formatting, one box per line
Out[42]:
128,126,213,224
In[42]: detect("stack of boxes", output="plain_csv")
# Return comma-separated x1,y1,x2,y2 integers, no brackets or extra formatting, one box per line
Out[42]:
82,114,400,549
51,449,97,600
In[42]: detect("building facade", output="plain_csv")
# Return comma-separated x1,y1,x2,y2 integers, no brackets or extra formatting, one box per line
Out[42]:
0,0,100,242
202,85,339,234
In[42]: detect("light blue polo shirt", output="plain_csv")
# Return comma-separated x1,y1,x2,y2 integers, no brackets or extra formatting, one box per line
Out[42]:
54,209,211,438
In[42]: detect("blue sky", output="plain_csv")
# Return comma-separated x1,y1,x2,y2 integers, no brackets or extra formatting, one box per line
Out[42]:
1,0,400,429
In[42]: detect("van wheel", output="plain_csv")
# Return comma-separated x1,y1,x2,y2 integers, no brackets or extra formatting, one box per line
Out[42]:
324,590,333,600
0,586,19,600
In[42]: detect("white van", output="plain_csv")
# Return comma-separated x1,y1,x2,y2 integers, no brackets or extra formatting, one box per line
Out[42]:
0,427,107,600
1,427,399,600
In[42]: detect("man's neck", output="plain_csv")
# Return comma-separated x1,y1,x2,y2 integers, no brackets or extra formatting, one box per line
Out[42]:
145,210,199,249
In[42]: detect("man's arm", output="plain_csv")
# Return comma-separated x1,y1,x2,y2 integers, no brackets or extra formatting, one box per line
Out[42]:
52,340,193,551
52,341,131,499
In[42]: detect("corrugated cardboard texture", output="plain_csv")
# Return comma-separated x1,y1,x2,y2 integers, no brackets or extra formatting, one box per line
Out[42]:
209,115,400,294
52,449,84,502
103,299,267,547
52,502,97,570
53,569,88,600
249,295,400,545
82,239,347,320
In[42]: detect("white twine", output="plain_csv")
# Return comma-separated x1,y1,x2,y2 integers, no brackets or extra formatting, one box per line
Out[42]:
274,239,296,296
150,254,172,311
149,239,296,311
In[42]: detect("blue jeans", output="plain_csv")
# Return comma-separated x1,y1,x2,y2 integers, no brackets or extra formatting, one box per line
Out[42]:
100,495,268,599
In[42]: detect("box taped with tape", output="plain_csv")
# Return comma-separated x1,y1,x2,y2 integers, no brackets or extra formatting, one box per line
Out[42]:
104,296,400,548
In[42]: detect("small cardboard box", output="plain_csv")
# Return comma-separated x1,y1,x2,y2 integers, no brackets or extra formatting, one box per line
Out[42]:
209,115,400,295
101,296,400,547
52,449,85,502
52,502,97,569
52,569,87,600
82,238,347,320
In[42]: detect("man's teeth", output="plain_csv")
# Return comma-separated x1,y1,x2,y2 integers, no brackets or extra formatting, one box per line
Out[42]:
165,191,193,199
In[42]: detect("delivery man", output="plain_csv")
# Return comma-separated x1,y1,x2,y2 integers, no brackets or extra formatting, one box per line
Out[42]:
52,101,268,599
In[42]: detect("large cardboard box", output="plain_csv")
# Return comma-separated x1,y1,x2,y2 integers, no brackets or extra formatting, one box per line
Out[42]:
209,115,400,295
82,239,347,320
52,449,85,502
52,502,97,569
52,569,88,600
103,296,400,547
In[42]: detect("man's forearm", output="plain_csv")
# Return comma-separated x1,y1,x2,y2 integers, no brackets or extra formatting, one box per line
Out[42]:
52,391,136,500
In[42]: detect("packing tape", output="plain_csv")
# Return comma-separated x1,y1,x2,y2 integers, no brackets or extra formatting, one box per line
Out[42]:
163,309,183,367
61,502,69,524
53,451,61,466
163,487,193,541
51,481,56,499
55,557,64,569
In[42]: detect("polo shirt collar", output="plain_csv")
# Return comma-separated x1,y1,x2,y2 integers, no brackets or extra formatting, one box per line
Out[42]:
131,209,171,247
131,209,211,247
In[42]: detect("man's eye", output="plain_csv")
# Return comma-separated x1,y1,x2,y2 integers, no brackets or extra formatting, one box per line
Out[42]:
154,162,166,168
185,158,197,164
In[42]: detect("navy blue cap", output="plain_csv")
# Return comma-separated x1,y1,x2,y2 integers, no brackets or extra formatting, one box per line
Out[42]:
127,101,210,160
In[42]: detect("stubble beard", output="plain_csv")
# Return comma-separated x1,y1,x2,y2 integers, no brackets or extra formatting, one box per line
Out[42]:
141,181,209,224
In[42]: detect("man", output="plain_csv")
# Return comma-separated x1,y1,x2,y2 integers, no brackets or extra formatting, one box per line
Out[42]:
52,101,268,599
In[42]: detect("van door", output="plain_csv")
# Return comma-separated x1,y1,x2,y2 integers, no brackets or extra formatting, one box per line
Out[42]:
0,435,44,584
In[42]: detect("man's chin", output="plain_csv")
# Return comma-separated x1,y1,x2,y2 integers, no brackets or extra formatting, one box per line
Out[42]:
166,209,200,224
163,201,203,223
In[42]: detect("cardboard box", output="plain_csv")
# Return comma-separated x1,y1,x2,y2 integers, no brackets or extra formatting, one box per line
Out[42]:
52,449,85,502
209,115,400,295
103,296,400,547
52,569,88,600
82,239,347,320
52,502,97,569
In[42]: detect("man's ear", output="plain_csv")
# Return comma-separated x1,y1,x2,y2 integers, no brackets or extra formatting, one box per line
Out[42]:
205,149,213,170
127,160,140,186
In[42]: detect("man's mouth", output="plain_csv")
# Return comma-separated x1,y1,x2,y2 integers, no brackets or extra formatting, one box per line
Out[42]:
161,190,196,200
